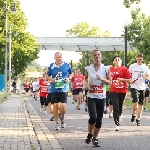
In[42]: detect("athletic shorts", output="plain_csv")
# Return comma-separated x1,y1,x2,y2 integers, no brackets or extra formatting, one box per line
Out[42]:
130,88,145,105
73,88,83,95
51,92,67,104
25,88,30,93
47,93,52,103
40,96,48,106
145,90,149,98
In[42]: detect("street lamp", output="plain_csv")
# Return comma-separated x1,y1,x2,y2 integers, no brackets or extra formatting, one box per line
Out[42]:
4,1,17,98
8,25,11,95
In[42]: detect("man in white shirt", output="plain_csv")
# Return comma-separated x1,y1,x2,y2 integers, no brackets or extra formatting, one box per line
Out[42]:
129,53,150,126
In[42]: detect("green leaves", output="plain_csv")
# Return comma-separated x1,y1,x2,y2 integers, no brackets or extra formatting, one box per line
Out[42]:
123,0,141,8
66,22,114,73
124,7,150,66
0,0,39,76
66,22,102,37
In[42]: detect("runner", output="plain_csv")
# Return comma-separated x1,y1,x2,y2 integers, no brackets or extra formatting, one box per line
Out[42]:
84,50,111,147
84,89,88,112
46,52,73,130
143,79,150,111
71,69,84,110
129,53,150,126
71,71,77,104
84,66,89,112
12,79,17,93
39,73,48,114
24,81,30,95
46,75,55,121
109,56,131,131
32,78,39,100
104,84,113,118
29,80,33,96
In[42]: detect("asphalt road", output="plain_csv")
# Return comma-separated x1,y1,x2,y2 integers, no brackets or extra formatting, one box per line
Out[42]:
27,95,150,150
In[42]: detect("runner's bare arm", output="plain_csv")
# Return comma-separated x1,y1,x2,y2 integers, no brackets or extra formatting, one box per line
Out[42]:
142,69,150,80
64,72,74,82
84,70,90,89
84,70,88,84
43,80,50,85
117,78,131,83
45,74,56,83
96,69,112,85
69,72,74,80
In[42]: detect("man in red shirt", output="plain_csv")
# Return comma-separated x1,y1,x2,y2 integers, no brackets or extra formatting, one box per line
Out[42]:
71,69,84,110
110,56,131,131
39,73,48,114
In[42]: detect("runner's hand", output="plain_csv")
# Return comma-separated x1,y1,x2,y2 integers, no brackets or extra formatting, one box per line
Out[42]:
64,78,70,82
51,78,56,83
142,74,146,79
117,78,124,82
96,75,104,81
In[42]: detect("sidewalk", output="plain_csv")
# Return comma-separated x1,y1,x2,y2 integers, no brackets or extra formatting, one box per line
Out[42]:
0,94,40,150
0,94,150,150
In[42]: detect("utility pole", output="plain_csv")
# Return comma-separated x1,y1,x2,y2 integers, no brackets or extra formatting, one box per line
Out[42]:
124,26,128,67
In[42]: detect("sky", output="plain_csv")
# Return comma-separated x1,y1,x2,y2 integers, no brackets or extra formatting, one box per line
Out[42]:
19,0,150,66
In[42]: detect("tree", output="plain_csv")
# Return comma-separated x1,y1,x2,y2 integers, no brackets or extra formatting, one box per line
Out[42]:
123,0,141,8
0,0,39,76
66,22,113,73
124,8,150,66
19,60,47,82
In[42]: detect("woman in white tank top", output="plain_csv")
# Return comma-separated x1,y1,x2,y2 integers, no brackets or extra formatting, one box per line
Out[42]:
84,50,111,147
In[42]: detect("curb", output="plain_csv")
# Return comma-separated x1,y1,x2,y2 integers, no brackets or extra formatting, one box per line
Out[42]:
22,96,41,150
23,96,63,150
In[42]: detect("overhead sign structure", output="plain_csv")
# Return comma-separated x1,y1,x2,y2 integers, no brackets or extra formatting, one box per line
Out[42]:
36,37,136,51
26,72,44,78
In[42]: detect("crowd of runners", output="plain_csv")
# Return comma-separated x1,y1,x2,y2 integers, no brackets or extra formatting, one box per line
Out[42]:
23,50,150,147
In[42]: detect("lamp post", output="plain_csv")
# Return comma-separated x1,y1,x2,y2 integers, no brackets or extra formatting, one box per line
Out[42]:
4,1,8,98
4,1,17,97
124,26,128,67
8,25,12,95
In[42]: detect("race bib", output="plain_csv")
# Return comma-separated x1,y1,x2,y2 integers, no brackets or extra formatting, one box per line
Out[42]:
113,80,124,88
89,85,103,94
132,70,144,81
41,86,48,92
76,82,83,88
54,80,65,88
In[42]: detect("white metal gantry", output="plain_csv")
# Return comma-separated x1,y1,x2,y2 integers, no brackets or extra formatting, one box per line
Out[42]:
36,37,136,51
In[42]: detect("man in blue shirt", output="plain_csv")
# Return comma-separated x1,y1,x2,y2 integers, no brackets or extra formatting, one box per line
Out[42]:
46,52,73,130
143,80,150,111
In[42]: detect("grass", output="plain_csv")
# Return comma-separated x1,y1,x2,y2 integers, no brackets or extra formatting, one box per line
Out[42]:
30,146,36,150
0,91,5,104
125,92,150,110
68,91,150,110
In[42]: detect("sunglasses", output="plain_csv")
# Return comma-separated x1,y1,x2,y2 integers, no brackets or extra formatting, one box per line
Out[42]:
114,58,121,61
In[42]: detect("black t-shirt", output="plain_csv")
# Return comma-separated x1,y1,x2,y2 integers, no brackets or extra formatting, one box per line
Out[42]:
12,81,16,87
